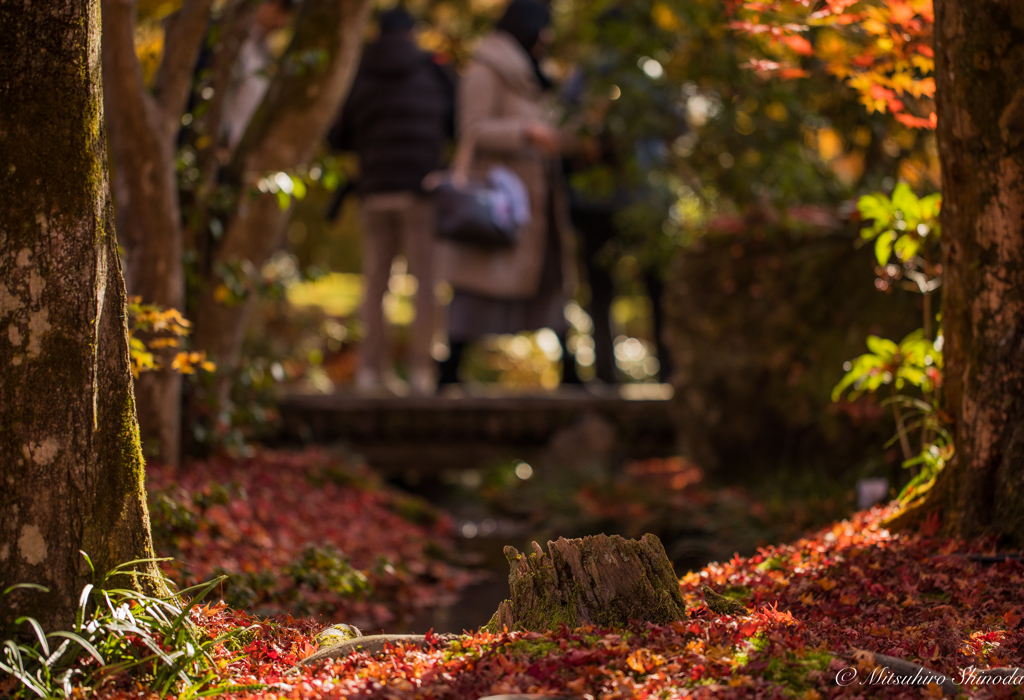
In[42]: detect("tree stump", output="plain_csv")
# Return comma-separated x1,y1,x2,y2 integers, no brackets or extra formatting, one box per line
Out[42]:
486,533,686,632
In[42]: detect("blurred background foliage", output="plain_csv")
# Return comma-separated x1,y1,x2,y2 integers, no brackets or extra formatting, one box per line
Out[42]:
127,0,939,488
109,0,947,626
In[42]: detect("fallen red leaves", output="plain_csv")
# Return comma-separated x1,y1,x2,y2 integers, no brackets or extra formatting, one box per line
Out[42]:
94,501,1024,699
147,450,475,629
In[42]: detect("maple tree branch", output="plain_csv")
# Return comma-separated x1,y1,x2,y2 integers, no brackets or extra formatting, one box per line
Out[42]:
225,0,374,182
183,0,258,261
193,0,259,167
153,0,217,139
890,385,915,462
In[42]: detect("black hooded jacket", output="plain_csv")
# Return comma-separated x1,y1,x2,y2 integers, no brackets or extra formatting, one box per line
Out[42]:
329,35,455,194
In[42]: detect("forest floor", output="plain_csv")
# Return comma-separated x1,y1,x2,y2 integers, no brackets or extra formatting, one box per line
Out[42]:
88,502,1024,698
12,451,1022,699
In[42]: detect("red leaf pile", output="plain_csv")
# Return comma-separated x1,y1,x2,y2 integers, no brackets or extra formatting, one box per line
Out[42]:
94,502,1024,699
147,450,476,628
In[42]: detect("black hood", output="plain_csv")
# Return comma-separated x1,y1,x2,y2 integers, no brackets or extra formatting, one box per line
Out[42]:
360,35,427,78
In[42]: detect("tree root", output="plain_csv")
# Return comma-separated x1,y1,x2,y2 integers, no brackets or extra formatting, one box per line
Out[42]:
299,634,454,666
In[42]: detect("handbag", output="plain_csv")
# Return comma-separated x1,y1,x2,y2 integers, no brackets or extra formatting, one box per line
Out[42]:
424,131,532,249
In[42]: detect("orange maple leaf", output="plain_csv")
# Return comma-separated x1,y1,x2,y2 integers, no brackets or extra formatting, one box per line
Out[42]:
782,34,813,56
920,511,942,536
1004,608,1022,628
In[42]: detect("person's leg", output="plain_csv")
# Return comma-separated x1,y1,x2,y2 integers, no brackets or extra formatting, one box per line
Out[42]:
356,197,398,390
401,195,438,394
573,209,618,383
559,332,583,384
588,256,617,383
643,269,673,382
437,340,465,386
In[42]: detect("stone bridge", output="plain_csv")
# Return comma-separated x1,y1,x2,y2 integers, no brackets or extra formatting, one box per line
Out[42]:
278,386,678,478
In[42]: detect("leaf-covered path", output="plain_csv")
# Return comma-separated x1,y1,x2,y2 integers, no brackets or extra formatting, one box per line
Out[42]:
94,506,1024,699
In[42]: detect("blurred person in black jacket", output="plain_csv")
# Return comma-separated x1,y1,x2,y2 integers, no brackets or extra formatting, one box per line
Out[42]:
328,8,455,394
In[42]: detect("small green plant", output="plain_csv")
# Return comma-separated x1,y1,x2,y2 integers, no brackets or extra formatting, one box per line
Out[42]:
858,183,941,268
832,329,943,461
283,544,373,599
0,554,256,699
836,184,949,501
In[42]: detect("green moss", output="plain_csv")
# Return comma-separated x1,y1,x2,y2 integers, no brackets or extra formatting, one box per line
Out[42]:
504,638,560,659
763,651,834,696
722,586,752,602
316,624,361,647
756,557,787,572
442,636,484,663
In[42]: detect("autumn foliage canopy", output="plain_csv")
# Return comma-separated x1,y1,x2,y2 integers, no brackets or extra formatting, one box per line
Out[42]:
730,0,937,129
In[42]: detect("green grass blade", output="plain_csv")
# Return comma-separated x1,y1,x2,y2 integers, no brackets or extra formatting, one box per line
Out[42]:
2,583,49,596
42,638,71,667
47,630,105,666
166,577,224,642
14,616,50,657
172,576,228,601
75,583,94,631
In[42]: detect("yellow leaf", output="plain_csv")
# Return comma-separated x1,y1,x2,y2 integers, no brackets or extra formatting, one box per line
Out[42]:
171,353,196,374
214,284,231,303
652,2,682,31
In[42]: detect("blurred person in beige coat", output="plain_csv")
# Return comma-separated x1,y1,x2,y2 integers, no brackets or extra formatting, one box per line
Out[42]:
436,0,580,387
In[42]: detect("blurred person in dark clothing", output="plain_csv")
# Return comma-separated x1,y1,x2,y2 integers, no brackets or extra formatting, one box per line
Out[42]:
328,8,455,394
561,8,678,385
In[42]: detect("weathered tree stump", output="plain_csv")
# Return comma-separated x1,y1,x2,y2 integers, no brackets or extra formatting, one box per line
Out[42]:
486,533,686,632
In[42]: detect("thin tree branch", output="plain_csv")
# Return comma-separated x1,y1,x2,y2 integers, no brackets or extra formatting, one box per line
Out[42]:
195,0,259,168
153,0,217,139
184,0,258,258
226,0,374,182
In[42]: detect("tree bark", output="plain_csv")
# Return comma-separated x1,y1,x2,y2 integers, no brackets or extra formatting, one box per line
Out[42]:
191,0,374,399
487,534,687,632
0,0,164,630
102,0,215,466
101,0,372,446
907,1,1024,542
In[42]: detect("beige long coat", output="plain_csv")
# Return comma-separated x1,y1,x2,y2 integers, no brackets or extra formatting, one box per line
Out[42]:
437,31,577,300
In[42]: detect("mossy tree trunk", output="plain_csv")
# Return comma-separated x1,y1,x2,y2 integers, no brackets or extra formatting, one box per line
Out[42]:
0,0,164,631
190,0,373,412
488,534,687,632
908,0,1024,542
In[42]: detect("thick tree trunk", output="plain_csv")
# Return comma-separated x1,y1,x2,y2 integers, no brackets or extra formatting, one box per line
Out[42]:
487,534,687,632
191,0,373,403
0,0,164,630
909,1,1024,542
102,0,215,466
